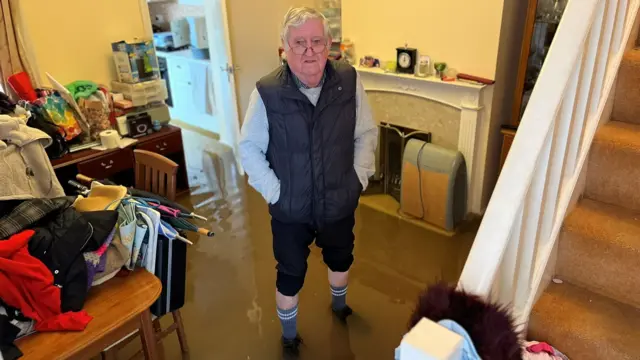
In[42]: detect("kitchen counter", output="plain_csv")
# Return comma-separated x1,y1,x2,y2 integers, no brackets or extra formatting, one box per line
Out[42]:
156,49,210,65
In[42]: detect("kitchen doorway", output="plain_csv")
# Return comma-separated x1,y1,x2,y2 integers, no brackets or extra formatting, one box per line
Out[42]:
144,0,315,175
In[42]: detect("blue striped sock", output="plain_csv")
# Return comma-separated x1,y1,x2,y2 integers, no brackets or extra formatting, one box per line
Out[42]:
277,304,298,340
331,285,348,310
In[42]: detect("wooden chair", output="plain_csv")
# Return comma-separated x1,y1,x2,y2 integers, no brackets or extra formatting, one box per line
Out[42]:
134,149,179,202
16,269,162,360
101,149,189,359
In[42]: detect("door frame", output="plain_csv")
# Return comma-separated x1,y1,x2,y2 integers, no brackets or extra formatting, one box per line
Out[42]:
139,0,244,175
204,0,244,175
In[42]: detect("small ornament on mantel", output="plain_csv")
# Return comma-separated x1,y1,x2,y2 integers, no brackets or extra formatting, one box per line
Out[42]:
442,68,458,82
415,55,432,77
396,43,417,74
434,62,447,79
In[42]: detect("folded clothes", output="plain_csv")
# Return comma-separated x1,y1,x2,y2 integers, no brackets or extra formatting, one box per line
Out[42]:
0,230,93,332
0,300,35,339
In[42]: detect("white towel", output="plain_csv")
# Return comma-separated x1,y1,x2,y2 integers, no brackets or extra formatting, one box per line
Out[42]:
190,61,214,115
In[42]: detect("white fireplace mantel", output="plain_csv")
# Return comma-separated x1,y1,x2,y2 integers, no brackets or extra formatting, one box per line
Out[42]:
357,67,492,215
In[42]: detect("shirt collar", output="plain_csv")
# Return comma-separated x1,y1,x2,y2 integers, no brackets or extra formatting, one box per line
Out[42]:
292,70,326,89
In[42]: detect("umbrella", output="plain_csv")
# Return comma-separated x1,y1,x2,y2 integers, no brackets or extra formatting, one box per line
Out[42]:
165,217,215,237
127,189,208,221
159,220,194,245
130,198,214,238
133,197,201,220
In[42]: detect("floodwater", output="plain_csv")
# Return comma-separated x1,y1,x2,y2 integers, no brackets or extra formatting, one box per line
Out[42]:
118,128,477,360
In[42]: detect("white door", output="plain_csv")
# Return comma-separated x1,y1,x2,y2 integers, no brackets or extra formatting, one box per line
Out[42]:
205,0,316,175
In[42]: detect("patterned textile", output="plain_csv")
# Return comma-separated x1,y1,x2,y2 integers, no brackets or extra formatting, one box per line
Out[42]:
96,251,107,273
90,231,129,287
83,227,116,288
118,201,137,270
0,197,73,239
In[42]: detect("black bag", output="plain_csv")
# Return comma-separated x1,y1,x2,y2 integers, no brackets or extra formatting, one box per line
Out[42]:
26,111,69,159
150,234,187,317
0,91,16,115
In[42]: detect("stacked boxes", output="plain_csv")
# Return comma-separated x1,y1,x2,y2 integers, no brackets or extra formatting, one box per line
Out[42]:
112,39,160,83
111,79,168,107
111,39,167,108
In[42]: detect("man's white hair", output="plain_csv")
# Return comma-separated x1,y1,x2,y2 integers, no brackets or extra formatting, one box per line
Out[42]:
281,7,330,46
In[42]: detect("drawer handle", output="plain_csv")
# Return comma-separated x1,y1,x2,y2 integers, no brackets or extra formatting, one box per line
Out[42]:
101,160,114,169
156,142,168,151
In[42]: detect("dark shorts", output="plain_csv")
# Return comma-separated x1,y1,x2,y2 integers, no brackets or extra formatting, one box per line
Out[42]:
271,214,356,296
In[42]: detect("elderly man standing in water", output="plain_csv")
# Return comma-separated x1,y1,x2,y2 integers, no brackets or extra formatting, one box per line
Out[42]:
239,7,378,355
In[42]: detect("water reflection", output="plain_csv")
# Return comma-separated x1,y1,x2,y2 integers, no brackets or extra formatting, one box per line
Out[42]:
117,128,477,359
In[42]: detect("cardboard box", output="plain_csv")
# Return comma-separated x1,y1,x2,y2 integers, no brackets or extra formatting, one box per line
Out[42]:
112,39,160,83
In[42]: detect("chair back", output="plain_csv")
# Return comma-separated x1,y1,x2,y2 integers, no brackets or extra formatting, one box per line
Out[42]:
134,149,178,201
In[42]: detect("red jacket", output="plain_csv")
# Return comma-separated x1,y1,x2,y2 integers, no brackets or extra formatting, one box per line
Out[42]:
0,230,92,331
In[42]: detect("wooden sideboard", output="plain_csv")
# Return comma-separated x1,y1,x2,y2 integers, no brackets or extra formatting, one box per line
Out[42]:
499,126,517,172
52,125,189,195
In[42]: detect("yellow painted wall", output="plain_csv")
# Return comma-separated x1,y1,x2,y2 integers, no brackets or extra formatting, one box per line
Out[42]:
16,0,150,86
342,0,506,79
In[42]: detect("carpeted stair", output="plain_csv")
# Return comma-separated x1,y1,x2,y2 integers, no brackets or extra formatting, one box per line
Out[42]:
585,121,640,211
528,48,640,358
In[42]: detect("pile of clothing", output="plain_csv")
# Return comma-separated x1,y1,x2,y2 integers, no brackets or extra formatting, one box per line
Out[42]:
0,102,199,359
0,108,65,201
0,197,118,359
0,183,168,359
0,102,122,359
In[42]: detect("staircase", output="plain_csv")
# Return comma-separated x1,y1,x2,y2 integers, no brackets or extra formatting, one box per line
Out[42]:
528,47,640,359
399,2,640,359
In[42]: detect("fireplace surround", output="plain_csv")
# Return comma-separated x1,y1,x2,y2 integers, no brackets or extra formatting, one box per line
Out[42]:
358,67,492,214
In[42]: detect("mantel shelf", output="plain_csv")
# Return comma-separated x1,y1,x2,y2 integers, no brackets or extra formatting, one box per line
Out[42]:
357,64,493,215
356,66,487,91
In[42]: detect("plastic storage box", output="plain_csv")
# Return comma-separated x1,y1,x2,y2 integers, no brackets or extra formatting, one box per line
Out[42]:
111,79,168,107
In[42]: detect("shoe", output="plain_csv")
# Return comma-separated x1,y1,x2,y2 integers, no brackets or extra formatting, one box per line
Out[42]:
332,305,353,322
282,334,303,357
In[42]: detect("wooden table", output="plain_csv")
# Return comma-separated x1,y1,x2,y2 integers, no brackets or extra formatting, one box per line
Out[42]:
16,270,162,360
52,125,189,195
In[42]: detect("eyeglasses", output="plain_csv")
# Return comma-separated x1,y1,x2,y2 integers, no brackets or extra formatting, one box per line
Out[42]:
289,37,328,55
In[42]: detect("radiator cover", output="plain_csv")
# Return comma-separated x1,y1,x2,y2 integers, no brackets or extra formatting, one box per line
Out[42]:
400,139,467,231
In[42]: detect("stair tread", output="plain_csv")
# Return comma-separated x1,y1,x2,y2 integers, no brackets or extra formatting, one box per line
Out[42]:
586,121,640,212
560,199,640,307
564,199,640,251
613,49,640,125
594,121,640,153
529,282,640,360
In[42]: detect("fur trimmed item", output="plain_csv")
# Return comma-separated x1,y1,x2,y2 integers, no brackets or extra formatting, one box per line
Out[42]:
409,283,522,360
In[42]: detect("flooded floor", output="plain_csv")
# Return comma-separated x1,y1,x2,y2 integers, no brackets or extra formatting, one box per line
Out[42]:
121,128,477,359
